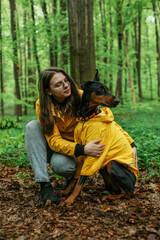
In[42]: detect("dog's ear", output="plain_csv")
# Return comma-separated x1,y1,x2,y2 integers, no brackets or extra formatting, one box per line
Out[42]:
81,81,87,90
81,81,92,90
93,69,100,82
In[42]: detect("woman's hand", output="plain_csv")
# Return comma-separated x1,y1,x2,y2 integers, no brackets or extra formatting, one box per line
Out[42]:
84,139,105,157
132,146,138,168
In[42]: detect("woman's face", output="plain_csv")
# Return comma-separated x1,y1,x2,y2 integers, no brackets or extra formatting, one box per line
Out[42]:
47,72,71,103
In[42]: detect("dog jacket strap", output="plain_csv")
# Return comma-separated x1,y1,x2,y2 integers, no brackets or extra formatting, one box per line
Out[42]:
77,107,101,122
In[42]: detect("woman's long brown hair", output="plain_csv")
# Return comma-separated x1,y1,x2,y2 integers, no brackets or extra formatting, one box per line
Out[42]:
38,67,81,136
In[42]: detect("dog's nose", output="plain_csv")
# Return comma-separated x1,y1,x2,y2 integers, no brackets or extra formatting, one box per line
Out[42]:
114,98,120,105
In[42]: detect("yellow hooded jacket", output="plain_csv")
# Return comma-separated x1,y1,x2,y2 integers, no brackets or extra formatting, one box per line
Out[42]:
74,108,139,179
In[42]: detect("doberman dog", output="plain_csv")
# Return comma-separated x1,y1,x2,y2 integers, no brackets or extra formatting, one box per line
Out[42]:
61,70,138,206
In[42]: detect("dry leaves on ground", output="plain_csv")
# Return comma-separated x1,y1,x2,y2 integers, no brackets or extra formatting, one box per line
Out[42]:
0,164,160,240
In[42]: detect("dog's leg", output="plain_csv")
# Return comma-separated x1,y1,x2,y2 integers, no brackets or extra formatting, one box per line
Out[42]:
100,162,122,194
61,176,87,206
60,178,77,196
101,161,136,200
100,162,126,201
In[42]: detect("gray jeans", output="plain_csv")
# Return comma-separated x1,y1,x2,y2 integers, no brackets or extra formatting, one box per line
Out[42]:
25,120,77,182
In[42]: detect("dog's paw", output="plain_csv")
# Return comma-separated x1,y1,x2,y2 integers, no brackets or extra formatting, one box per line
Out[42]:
60,188,70,196
60,178,77,196
60,199,74,207
102,193,126,201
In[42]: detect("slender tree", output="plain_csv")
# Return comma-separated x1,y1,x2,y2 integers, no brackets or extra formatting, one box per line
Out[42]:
145,22,153,100
99,0,108,73
16,12,23,101
52,0,58,66
40,0,55,66
67,0,80,84
119,0,136,106
109,4,113,93
153,0,160,101
87,0,96,79
60,0,68,68
0,0,4,118
133,20,138,85
23,11,27,115
9,0,22,116
136,5,143,102
30,0,41,77
27,36,36,108
115,0,123,102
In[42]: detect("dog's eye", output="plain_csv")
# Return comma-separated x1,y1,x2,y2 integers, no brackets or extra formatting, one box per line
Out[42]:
99,86,106,93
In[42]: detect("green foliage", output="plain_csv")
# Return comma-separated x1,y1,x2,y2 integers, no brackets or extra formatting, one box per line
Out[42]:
0,129,29,167
0,117,22,129
132,131,160,171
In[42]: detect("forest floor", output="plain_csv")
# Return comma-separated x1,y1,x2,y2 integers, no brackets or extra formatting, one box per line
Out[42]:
0,163,160,240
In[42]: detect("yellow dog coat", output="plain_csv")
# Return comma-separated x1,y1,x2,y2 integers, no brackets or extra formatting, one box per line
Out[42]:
74,108,139,179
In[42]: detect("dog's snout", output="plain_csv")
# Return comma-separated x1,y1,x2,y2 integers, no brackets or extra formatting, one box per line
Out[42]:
114,98,120,105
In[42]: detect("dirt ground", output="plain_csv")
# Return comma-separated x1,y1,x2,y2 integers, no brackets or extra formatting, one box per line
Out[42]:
0,164,160,240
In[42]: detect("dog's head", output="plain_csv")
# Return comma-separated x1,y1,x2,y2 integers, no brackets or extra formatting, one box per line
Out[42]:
81,70,120,108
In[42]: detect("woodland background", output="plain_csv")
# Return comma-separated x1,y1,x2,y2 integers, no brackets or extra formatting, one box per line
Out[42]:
0,0,160,239
0,0,160,117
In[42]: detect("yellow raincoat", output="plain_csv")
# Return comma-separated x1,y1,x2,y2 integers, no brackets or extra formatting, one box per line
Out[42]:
74,108,139,179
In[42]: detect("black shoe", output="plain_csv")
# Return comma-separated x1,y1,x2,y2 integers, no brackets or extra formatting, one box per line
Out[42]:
40,182,60,205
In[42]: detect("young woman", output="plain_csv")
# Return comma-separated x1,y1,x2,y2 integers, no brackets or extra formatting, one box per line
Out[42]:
25,67,105,204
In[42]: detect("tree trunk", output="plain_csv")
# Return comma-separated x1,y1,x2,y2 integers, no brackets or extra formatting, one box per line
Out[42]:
87,0,96,80
17,13,23,100
146,23,153,100
30,0,41,77
153,1,160,101
99,0,108,75
137,9,143,102
119,0,136,106
60,0,68,68
52,0,58,66
27,36,36,108
0,0,4,118
115,1,123,102
116,31,123,101
133,21,138,85
109,6,113,93
9,0,22,116
23,11,27,115
67,0,80,85
67,0,96,86
40,0,55,66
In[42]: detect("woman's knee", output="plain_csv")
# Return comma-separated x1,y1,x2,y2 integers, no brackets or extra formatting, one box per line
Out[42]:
25,120,46,146
50,153,77,179
25,120,40,134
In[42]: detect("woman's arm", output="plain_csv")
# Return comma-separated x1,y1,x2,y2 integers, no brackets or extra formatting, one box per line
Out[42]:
46,124,105,157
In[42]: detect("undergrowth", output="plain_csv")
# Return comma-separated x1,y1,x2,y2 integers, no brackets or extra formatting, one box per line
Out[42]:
0,117,22,129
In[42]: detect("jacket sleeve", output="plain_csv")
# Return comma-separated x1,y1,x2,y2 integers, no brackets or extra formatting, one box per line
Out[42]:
45,122,77,157
114,121,134,145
